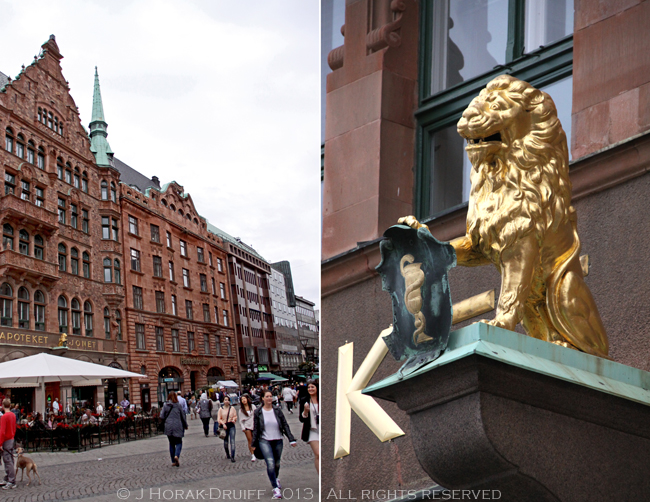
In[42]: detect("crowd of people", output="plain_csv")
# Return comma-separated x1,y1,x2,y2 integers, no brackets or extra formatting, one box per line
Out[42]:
161,380,319,500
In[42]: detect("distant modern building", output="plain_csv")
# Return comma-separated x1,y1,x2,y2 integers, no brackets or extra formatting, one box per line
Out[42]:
270,262,302,376
295,295,318,363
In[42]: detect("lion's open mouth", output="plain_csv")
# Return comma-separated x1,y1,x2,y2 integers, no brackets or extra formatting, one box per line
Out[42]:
466,131,502,145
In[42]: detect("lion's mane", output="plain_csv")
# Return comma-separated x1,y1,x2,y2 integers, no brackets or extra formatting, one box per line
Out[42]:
466,75,573,261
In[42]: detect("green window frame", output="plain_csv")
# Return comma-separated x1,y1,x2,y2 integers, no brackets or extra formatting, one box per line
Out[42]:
415,0,573,220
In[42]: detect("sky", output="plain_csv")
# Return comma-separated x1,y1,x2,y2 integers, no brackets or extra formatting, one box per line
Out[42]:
0,0,321,311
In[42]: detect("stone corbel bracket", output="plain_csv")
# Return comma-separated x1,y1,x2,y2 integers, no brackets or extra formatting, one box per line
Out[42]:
366,0,407,52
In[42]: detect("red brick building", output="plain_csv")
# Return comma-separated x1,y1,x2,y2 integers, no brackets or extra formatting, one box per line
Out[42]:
0,36,129,411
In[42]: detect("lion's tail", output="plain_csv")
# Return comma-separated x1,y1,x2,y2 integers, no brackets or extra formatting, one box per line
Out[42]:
546,222,610,358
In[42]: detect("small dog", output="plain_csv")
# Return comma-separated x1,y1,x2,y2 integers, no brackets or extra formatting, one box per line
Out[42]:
15,447,41,486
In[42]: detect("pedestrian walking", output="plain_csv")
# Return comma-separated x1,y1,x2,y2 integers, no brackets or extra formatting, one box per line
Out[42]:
160,392,188,467
252,390,297,499
177,393,189,416
210,391,220,437
282,385,295,413
299,380,320,474
198,393,212,437
218,396,237,461
238,393,256,461
189,396,197,420
0,398,17,489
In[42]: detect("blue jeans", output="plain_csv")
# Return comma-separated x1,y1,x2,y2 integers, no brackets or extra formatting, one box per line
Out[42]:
223,424,236,458
213,419,219,436
258,439,283,489
167,436,182,463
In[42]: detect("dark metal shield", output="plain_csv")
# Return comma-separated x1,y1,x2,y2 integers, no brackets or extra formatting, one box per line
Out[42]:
376,225,456,376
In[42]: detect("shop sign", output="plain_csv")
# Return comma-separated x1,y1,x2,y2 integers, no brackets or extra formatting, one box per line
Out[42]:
163,378,177,383
258,365,268,371
180,357,209,366
0,332,98,350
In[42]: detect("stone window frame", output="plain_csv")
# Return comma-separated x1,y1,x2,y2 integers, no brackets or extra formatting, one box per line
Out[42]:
104,307,111,339
0,283,13,327
71,298,82,335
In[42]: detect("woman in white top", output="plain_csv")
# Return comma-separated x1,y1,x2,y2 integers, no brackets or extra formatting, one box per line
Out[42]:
238,394,256,461
299,380,319,473
217,395,237,462
251,390,297,500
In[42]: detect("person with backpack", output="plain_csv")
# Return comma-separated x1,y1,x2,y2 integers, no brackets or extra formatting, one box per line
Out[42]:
160,392,188,467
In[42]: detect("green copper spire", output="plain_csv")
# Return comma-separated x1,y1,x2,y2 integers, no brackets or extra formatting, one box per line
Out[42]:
89,67,113,167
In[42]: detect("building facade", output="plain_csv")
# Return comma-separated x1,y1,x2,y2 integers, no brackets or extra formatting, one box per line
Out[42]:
323,0,650,496
270,262,303,376
208,228,280,380
0,36,129,411
295,295,318,363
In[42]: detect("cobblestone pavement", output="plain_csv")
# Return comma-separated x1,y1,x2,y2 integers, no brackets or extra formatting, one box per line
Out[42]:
2,410,319,502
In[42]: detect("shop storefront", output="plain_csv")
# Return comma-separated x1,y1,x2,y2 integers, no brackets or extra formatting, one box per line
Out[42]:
157,367,183,407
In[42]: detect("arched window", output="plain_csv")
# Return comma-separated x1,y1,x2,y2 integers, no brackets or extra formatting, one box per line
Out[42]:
104,307,111,339
34,290,45,331
16,133,25,159
83,251,90,278
34,235,44,260
18,287,29,329
170,204,176,211
58,295,68,333
59,122,63,135
41,108,47,125
54,117,59,134
5,127,14,153
115,310,122,340
38,108,43,123
70,247,79,275
58,243,67,272
71,298,81,335
103,257,112,283
65,163,72,184
18,230,29,255
101,180,108,200
3,224,14,251
73,167,80,189
161,199,168,207
27,140,35,164
48,111,53,129
82,171,89,193
84,301,93,337
114,259,121,284
0,283,13,327
37,146,45,169
178,209,184,217
56,157,64,180
110,182,117,202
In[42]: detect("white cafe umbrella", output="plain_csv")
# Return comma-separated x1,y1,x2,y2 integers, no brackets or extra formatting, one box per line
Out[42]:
215,380,239,388
0,353,144,412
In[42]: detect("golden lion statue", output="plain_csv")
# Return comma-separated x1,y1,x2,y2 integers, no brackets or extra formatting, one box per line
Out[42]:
401,74,609,358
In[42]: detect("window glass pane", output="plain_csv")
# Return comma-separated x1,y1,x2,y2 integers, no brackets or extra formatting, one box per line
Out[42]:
430,0,509,94
525,0,573,53
427,124,472,215
540,75,573,161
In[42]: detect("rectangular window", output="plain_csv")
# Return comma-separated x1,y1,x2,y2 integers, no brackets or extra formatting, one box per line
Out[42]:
128,215,138,235
112,218,119,241
155,291,165,313
82,209,89,233
136,323,145,350
71,255,79,275
215,336,221,355
169,261,175,281
153,256,163,277
35,187,44,207
4,172,15,195
416,0,574,219
65,170,72,184
171,328,180,352
203,303,210,322
70,204,78,229
203,333,210,354
18,301,29,329
133,286,143,310
84,309,93,337
35,304,45,331
209,252,213,267
156,326,165,351
166,231,172,248
225,336,232,356
220,282,226,299
182,268,190,288
171,294,178,316
185,300,193,320
58,198,66,224
104,314,111,339
217,258,223,272
200,274,207,292
131,248,141,271
150,224,160,243
102,217,110,239
215,306,219,324
211,278,216,295
180,240,187,257
188,331,195,352
20,181,30,201
222,309,229,327
197,247,205,262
